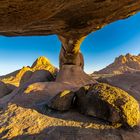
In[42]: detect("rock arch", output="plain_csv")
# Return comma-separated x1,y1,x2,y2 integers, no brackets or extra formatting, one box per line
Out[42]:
0,0,140,85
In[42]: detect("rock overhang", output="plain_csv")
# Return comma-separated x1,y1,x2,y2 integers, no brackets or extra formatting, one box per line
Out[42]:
0,0,140,37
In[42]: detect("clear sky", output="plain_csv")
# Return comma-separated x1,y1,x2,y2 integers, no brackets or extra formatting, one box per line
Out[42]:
0,12,140,75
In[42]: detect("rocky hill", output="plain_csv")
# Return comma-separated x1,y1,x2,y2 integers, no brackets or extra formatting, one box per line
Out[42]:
95,54,140,74
1,56,57,86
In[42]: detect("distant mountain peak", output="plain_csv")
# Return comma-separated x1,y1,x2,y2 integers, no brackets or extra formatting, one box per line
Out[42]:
95,54,140,74
1,56,57,86
31,56,51,68
114,55,126,64
31,56,56,74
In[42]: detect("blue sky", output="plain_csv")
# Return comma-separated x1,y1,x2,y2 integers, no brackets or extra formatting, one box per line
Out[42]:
0,12,140,75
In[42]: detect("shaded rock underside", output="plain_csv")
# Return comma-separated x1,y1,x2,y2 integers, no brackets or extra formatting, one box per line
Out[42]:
0,0,140,37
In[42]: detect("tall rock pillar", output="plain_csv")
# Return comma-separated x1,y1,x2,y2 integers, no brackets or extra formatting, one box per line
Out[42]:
56,35,96,86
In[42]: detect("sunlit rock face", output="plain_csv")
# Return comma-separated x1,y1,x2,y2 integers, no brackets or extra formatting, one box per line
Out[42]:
76,83,140,127
97,72,140,103
0,0,139,37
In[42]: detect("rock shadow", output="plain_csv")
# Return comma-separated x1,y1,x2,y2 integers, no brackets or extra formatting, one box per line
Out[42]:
6,126,140,140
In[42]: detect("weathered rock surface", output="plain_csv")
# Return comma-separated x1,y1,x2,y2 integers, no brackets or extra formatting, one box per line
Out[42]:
12,82,139,127
56,65,96,86
0,81,13,98
0,0,139,37
48,90,75,111
97,72,140,103
20,70,55,86
57,34,95,85
0,81,140,139
19,70,33,85
95,54,140,74
59,35,85,69
0,82,140,140
76,83,140,127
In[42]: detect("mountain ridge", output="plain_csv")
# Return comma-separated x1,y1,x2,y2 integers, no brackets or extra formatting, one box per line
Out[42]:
95,53,140,74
